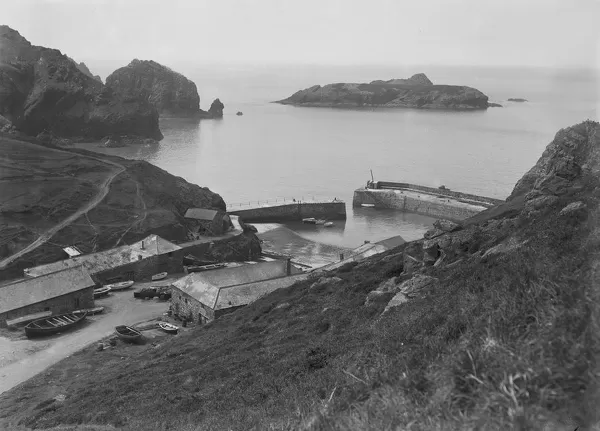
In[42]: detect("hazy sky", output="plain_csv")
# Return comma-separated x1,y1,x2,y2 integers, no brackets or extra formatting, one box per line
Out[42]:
2,0,599,71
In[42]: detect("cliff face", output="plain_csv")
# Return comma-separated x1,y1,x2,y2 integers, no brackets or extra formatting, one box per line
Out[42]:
0,26,162,140
105,59,201,117
69,58,102,83
276,73,490,110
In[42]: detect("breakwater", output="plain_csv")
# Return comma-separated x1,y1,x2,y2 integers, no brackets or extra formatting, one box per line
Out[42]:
353,182,503,222
229,201,347,223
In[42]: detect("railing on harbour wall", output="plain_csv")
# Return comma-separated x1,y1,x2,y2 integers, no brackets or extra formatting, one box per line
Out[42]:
226,196,344,209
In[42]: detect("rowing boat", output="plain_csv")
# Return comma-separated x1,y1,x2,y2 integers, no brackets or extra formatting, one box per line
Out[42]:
93,286,111,298
158,322,179,334
115,325,143,343
6,311,52,327
185,263,226,273
105,280,134,291
24,311,87,338
151,272,168,281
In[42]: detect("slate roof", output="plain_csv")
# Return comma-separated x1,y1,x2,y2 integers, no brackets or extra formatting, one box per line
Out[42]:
184,208,221,221
24,235,181,278
0,266,95,315
171,260,292,309
215,274,306,310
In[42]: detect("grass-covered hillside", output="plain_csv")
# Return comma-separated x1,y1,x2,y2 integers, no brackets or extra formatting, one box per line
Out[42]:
1,121,599,431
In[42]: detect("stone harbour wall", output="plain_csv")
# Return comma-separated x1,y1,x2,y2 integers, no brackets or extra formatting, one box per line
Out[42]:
230,202,347,223
352,189,487,221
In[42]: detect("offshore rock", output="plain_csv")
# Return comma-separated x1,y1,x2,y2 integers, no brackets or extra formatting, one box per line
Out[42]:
208,98,225,118
276,73,490,110
106,59,203,117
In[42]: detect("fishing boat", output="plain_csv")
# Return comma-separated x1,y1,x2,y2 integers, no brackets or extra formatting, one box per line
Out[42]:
115,325,143,343
302,218,317,224
105,280,134,291
151,272,168,281
6,311,52,327
236,111,243,116
315,219,327,225
93,286,111,298
24,311,87,338
72,306,104,316
158,322,179,334
324,222,334,227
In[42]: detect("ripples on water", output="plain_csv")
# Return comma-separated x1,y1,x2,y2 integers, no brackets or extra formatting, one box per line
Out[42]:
79,65,598,251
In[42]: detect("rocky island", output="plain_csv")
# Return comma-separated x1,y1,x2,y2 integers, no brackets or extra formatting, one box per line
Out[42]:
276,73,492,110
106,59,224,118
0,26,162,142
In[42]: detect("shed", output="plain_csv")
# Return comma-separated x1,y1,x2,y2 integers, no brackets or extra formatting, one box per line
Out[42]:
170,260,304,324
23,234,184,283
184,208,231,236
0,266,95,327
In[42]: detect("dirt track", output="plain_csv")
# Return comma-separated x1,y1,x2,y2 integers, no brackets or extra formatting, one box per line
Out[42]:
0,278,174,394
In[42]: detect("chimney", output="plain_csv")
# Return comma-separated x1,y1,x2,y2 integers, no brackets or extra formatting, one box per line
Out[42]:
339,253,344,261
141,241,145,250
286,258,291,275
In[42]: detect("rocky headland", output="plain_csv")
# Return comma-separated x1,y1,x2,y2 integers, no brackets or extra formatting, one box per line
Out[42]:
508,97,528,102
276,73,492,110
0,26,163,142
1,120,596,430
0,132,260,280
106,59,224,118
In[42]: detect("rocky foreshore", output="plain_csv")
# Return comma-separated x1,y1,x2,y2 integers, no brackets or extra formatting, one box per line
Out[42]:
275,73,492,110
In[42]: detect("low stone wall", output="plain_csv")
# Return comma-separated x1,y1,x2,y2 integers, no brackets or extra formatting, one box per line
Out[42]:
229,202,346,223
352,189,488,222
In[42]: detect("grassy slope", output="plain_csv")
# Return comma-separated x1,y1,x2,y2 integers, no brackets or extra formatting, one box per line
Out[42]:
0,133,225,280
1,176,598,430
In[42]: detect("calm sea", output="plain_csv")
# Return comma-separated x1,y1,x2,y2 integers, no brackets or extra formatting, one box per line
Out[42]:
84,64,599,249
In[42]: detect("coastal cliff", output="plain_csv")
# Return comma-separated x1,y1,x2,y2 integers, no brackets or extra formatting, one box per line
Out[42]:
0,132,227,280
106,59,223,118
276,73,490,110
0,26,162,141
2,121,597,430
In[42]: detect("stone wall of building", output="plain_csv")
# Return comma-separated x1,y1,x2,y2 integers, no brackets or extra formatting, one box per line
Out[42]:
229,202,346,223
170,288,215,324
0,287,94,327
93,250,186,284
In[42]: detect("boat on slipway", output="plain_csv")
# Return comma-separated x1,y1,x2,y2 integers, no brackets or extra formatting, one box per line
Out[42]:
158,322,179,334
105,280,134,291
24,311,88,338
151,272,168,281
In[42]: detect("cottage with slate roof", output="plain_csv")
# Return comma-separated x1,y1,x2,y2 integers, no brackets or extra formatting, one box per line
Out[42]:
0,266,95,327
170,260,305,324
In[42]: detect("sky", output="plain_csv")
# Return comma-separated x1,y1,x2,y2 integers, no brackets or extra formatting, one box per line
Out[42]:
2,0,599,73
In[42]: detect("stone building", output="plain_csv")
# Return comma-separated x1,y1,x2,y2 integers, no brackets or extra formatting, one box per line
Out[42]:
184,208,232,236
170,260,305,324
24,235,184,284
0,266,95,327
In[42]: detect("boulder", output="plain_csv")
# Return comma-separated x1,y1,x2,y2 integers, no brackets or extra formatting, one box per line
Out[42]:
382,292,409,314
208,98,224,118
105,59,203,117
433,219,462,233
397,274,439,298
424,228,446,240
559,201,588,221
0,26,162,141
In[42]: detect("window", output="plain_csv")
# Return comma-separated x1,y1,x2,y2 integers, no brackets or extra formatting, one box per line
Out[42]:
168,252,173,257
44,307,50,311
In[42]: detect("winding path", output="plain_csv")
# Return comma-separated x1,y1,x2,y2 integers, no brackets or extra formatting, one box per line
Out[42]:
0,149,126,270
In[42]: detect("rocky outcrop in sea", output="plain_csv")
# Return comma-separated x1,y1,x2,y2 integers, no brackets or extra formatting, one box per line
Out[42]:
276,73,491,110
105,59,223,118
0,26,162,141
